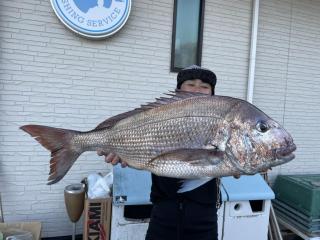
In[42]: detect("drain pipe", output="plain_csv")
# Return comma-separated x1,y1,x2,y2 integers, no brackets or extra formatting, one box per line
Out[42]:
246,0,260,103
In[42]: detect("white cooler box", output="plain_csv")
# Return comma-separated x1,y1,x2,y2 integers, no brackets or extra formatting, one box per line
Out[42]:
110,165,274,240
219,175,275,240
111,166,151,240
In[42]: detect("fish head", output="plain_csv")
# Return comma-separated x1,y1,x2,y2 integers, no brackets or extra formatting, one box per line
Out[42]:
225,101,296,174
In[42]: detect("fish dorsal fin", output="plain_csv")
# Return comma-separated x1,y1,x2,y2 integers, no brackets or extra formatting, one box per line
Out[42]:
139,90,207,110
95,109,144,130
95,91,208,130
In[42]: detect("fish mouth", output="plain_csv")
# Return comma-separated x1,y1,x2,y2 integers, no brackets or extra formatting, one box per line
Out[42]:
275,143,296,162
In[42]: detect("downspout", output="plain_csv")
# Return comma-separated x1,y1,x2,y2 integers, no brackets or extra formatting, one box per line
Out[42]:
248,4,284,239
246,0,260,103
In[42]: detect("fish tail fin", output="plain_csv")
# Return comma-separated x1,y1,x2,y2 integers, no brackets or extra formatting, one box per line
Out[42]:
20,124,82,185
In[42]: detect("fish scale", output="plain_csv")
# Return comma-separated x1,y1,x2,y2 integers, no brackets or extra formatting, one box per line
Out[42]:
108,117,216,161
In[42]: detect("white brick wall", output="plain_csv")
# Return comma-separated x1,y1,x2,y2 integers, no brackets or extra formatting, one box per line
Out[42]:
202,0,252,97
1,0,175,237
1,0,320,237
254,0,320,181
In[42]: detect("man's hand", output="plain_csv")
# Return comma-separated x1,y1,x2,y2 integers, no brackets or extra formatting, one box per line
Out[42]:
97,150,128,168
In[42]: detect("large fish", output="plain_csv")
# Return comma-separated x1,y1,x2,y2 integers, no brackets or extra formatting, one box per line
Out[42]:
20,92,296,191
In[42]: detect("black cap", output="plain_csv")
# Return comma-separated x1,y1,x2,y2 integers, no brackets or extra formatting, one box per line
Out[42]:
176,65,217,95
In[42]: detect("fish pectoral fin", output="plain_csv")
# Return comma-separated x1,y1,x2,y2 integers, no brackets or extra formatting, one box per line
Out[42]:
178,178,213,193
150,148,224,166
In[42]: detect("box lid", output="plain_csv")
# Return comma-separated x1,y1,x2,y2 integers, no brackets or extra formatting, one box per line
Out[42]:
285,174,320,190
221,174,275,201
113,166,151,206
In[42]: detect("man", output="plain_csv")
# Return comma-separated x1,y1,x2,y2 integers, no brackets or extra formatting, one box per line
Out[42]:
99,65,219,240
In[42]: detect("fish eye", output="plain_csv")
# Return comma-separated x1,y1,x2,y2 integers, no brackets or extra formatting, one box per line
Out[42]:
256,121,269,133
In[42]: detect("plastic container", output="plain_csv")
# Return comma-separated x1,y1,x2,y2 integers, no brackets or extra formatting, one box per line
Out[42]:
273,174,320,218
